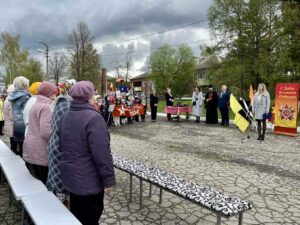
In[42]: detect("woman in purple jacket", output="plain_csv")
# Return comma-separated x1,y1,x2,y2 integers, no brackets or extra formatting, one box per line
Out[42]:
59,81,115,225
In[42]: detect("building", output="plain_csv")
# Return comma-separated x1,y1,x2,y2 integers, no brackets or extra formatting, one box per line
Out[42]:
129,55,221,96
130,73,153,96
195,55,221,93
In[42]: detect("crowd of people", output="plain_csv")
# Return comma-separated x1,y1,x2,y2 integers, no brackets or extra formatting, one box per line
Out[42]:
148,83,270,141
0,76,271,224
2,76,115,225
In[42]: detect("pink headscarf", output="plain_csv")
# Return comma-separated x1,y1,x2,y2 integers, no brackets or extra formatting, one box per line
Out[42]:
38,81,57,97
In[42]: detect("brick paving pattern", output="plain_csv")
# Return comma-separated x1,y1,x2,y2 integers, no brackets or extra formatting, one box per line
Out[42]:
1,119,300,224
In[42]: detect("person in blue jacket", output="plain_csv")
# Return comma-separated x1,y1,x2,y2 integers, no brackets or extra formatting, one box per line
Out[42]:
218,85,230,126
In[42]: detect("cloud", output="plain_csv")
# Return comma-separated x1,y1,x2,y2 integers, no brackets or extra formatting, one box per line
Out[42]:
0,0,213,76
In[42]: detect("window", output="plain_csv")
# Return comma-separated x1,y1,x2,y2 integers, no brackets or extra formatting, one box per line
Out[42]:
134,81,142,87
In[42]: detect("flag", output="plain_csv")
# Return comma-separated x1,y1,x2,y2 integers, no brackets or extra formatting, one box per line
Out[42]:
230,94,243,114
249,85,254,105
234,113,250,132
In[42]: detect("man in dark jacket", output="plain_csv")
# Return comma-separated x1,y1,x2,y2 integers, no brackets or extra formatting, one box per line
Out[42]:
59,81,115,225
218,85,230,126
150,89,158,122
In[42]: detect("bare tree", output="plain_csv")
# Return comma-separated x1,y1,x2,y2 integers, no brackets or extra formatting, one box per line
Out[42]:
67,22,100,86
49,52,67,85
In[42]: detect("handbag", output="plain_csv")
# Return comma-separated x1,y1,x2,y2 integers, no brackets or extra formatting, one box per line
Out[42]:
192,101,196,106
263,112,272,120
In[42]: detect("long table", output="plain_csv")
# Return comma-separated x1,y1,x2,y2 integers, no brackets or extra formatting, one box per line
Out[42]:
164,106,193,121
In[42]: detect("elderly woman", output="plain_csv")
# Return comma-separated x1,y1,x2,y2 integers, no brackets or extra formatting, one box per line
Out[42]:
192,86,203,123
253,83,270,141
23,81,57,184
23,82,42,137
3,85,16,152
59,81,115,225
47,82,73,203
8,76,31,156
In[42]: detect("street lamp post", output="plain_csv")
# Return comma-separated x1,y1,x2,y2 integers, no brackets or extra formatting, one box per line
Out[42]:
38,42,49,78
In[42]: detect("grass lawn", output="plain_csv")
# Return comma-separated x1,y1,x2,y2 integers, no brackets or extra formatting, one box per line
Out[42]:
156,99,235,120
156,99,300,124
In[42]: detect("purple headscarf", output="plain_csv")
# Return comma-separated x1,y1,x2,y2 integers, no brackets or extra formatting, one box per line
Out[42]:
70,81,95,101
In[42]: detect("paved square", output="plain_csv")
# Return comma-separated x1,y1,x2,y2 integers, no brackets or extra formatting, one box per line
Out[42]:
1,119,300,224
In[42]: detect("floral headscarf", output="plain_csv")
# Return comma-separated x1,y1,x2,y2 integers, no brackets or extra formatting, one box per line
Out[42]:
58,81,74,95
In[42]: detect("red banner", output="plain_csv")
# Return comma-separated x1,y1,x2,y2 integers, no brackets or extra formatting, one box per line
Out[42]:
274,83,299,136
112,104,145,117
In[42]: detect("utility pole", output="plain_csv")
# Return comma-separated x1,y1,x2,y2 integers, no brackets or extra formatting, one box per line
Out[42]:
125,53,131,83
38,42,49,78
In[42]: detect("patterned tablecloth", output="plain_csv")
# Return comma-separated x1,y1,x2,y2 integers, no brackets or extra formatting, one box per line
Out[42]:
113,154,252,217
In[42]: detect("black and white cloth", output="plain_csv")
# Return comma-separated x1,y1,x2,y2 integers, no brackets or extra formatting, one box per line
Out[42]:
113,154,252,217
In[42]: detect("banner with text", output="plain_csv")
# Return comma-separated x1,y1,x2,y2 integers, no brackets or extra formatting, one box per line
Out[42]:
274,83,299,136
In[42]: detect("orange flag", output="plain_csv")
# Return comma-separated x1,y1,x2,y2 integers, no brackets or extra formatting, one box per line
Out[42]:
249,85,254,105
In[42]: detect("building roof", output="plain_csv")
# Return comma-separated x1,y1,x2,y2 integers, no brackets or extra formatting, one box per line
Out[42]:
130,73,148,81
196,55,220,70
106,75,116,80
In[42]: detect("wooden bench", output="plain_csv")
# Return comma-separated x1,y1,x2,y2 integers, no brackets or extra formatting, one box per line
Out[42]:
21,191,82,225
113,154,252,225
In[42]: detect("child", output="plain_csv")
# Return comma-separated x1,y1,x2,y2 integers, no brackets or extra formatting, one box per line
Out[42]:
113,97,121,126
140,94,147,122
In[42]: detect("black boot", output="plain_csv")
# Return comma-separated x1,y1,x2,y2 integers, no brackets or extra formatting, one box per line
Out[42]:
257,133,262,140
261,121,266,141
261,131,265,141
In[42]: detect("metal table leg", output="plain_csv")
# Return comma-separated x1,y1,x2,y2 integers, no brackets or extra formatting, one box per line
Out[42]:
0,170,3,184
149,183,152,198
238,213,243,225
129,174,133,203
216,214,221,225
139,178,143,210
9,188,12,206
21,206,25,225
159,188,163,204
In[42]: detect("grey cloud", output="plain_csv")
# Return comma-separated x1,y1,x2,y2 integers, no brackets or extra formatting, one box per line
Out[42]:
0,0,213,74
0,0,212,48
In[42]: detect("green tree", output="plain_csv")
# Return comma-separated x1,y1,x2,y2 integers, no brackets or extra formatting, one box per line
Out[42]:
207,0,284,97
0,33,44,84
21,58,44,84
276,1,300,83
0,33,29,84
149,45,176,94
171,45,197,99
149,45,196,98
67,22,101,89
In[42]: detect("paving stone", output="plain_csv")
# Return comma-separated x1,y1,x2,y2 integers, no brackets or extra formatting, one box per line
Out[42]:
1,120,300,224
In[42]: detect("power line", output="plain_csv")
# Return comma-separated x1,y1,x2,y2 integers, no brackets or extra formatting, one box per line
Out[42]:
105,18,209,45
101,39,212,57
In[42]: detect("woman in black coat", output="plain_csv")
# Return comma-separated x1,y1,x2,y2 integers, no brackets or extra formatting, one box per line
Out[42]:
165,88,174,121
150,89,158,122
205,85,219,124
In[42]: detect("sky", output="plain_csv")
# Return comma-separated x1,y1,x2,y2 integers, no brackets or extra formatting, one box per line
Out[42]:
0,0,214,77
